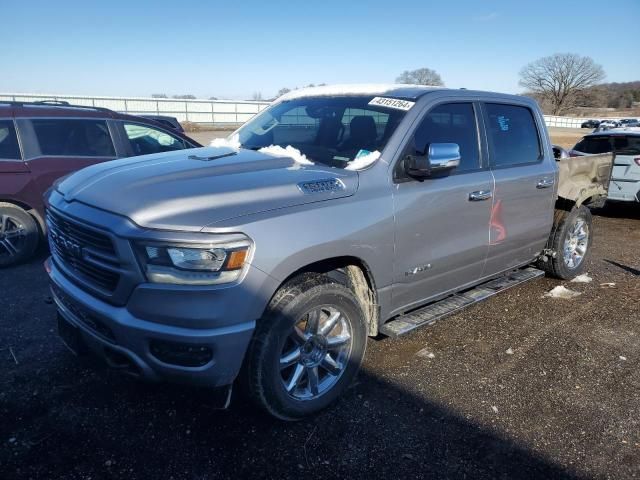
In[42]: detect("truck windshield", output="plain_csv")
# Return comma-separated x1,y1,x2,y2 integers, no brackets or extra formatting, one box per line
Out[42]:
236,96,408,167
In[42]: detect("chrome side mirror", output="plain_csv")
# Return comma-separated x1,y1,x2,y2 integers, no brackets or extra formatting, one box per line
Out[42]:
428,143,460,173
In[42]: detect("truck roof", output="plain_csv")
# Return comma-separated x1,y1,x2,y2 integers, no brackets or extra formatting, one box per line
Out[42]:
276,83,532,104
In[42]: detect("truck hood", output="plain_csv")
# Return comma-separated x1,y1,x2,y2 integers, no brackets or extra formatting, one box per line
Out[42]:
56,147,359,231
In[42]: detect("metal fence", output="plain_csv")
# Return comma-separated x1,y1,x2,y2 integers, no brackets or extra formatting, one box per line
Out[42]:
542,115,586,128
0,93,627,129
0,93,271,125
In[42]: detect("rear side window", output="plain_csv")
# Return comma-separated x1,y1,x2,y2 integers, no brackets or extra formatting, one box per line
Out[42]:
412,103,480,172
123,124,186,156
573,136,612,154
612,135,640,155
484,103,541,167
0,120,21,160
31,119,115,157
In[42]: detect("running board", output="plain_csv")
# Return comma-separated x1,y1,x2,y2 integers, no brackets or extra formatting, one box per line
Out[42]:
380,267,544,338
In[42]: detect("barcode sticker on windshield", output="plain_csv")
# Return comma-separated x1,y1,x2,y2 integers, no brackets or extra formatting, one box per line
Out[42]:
368,97,415,111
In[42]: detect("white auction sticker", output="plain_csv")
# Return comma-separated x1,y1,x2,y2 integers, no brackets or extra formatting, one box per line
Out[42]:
368,97,415,111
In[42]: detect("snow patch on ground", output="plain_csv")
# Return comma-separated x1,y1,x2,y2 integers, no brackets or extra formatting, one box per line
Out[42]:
506,348,514,355
600,282,616,288
258,145,314,165
209,134,241,150
345,150,381,171
571,274,592,283
544,285,582,299
416,348,435,359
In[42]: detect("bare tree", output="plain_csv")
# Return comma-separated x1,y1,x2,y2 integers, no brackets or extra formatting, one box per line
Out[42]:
519,53,605,115
252,91,263,101
395,68,444,86
151,93,168,98
276,87,291,97
172,94,196,99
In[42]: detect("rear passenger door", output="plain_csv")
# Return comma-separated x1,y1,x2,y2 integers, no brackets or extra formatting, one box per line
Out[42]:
481,102,556,277
17,118,119,198
392,102,492,313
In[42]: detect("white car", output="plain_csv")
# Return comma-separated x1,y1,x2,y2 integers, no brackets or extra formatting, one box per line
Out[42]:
570,131,640,202
598,119,621,129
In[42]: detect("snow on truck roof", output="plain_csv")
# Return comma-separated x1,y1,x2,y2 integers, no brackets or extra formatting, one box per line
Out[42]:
277,84,442,102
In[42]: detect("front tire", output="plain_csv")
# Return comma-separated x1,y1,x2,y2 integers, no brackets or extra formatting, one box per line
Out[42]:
538,205,593,280
243,273,367,420
0,203,39,268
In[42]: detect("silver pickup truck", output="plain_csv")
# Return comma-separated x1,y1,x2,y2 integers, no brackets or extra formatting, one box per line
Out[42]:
44,85,612,420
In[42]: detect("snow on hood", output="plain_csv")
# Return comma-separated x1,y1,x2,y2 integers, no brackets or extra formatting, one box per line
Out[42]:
55,147,358,231
345,150,381,171
210,133,241,150
258,145,314,165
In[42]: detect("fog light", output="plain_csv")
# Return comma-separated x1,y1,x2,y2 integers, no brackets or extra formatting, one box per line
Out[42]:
150,340,213,367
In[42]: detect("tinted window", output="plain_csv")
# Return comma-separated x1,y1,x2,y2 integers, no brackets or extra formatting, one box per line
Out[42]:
124,124,186,156
612,135,640,155
412,103,480,172
485,104,541,167
573,136,611,154
0,120,21,160
31,119,115,157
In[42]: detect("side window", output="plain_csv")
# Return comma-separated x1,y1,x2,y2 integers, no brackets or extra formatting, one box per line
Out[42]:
412,103,480,172
124,124,186,156
573,136,612,154
484,103,541,167
31,119,115,157
0,120,21,160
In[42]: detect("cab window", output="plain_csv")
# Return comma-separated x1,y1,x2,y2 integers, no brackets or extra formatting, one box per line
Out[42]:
123,123,187,156
484,103,541,167
412,103,480,172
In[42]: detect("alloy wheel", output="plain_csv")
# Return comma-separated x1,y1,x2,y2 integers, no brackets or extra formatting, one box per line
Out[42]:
563,217,589,269
0,214,26,259
279,306,353,401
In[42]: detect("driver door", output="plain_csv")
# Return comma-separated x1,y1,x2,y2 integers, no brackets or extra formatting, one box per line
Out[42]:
391,102,492,313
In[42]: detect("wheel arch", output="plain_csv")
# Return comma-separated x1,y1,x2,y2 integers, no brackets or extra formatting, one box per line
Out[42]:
267,256,380,337
0,198,45,234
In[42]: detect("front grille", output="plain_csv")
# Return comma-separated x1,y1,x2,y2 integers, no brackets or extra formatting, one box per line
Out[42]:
47,209,115,254
51,283,116,342
47,209,121,293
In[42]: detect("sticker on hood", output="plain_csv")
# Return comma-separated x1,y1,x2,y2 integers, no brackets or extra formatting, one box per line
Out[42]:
368,97,415,111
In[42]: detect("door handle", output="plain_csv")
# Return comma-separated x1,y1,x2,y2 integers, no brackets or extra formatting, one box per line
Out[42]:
536,178,555,189
468,190,492,201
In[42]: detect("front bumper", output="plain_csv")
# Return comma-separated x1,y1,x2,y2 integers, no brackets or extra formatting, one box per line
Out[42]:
46,257,256,387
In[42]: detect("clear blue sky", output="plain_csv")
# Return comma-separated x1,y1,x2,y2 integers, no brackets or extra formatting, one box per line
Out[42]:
2,0,638,100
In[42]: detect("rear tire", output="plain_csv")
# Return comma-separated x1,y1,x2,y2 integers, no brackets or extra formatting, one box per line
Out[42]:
537,205,592,280
243,273,367,421
0,203,39,267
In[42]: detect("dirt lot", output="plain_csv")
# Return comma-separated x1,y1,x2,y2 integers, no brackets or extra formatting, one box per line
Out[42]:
1,198,639,478
188,126,588,150
548,127,588,149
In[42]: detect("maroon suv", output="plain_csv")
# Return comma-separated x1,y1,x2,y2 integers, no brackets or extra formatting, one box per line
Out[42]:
0,101,201,267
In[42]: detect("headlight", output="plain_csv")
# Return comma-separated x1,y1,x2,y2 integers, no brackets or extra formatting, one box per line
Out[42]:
138,240,251,286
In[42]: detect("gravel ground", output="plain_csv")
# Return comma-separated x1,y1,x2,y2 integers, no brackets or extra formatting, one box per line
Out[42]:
0,203,638,479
